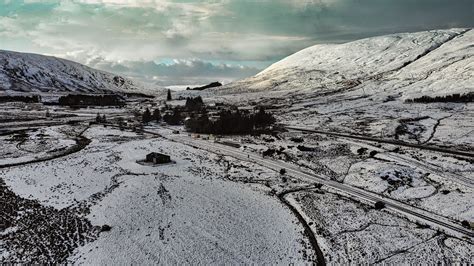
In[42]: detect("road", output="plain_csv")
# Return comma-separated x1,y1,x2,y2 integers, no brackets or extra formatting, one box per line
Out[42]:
285,126,474,158
144,128,474,239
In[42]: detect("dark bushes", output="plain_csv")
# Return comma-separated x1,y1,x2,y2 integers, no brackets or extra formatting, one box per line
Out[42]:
185,96,204,111
297,145,316,152
357,147,368,155
262,149,276,157
58,94,124,106
100,224,112,232
374,201,385,210
290,137,304,143
185,107,275,135
369,150,378,157
406,92,473,103
0,95,41,103
163,109,183,125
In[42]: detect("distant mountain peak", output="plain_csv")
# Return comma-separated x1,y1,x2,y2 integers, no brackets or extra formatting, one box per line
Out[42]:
0,50,150,95
222,28,473,99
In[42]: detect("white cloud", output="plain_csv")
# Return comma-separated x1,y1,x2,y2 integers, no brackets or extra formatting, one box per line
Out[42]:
86,57,262,86
1,0,472,86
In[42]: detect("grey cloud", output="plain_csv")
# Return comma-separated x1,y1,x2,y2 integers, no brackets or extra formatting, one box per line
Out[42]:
91,58,261,86
0,0,472,86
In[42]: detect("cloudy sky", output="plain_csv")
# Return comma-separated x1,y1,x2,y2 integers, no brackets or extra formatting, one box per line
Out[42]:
0,0,473,86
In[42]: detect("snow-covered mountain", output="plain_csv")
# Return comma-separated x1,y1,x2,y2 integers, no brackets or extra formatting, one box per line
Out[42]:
223,28,473,99
0,50,147,95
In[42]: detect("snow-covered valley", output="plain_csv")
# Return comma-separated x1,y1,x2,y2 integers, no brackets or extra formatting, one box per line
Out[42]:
1,28,473,264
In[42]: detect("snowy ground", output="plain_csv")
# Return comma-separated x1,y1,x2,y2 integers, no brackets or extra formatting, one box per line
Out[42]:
1,125,316,264
1,119,473,264
290,190,473,264
228,130,474,224
1,28,473,264
0,126,77,166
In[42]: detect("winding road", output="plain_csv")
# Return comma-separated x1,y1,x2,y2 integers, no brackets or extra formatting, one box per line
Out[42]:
144,128,474,240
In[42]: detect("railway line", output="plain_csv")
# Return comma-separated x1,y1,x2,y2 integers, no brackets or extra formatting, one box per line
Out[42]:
143,128,474,239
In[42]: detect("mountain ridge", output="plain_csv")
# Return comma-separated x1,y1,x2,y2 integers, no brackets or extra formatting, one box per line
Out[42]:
0,50,149,95
220,28,473,100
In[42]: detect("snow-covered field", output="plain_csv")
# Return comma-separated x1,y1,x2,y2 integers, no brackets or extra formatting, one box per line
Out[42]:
229,130,474,224
0,126,77,167
290,190,473,264
1,126,316,264
1,123,472,263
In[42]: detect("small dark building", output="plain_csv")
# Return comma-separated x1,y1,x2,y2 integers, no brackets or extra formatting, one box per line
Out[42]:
146,152,171,164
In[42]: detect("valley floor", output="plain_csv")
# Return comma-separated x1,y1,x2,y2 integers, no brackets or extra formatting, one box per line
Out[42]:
0,103,473,264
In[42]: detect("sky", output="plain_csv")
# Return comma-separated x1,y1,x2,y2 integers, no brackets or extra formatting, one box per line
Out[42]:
0,0,473,87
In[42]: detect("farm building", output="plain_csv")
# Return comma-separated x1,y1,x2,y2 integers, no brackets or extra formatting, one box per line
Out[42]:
146,152,171,164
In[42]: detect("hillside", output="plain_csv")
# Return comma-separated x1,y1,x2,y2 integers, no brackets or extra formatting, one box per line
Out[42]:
0,50,147,95
210,29,473,150
222,28,473,100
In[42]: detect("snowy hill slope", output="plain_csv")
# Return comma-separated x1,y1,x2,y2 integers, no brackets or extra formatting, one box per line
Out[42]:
222,28,473,99
0,50,147,95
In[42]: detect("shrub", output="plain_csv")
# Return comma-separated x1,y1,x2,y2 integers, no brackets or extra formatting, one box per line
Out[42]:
314,183,323,189
100,224,112,232
461,220,471,228
374,201,385,210
369,150,378,158
297,145,315,152
290,137,304,143
357,147,368,155
262,149,275,157
142,108,152,123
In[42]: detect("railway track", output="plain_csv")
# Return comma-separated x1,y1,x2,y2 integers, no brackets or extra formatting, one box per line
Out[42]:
143,128,474,239
285,126,474,158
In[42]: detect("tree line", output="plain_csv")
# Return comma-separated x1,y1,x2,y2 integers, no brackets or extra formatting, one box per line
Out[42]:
58,94,125,106
0,95,41,103
139,96,277,135
406,93,473,103
185,107,276,134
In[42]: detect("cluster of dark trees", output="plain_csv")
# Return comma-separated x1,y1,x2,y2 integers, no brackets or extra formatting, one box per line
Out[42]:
185,96,204,111
59,94,125,106
0,95,41,103
95,113,107,123
163,109,183,125
157,96,204,125
185,107,276,134
406,93,473,103
124,92,154,99
157,96,275,134
142,108,162,123
186,82,222,91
